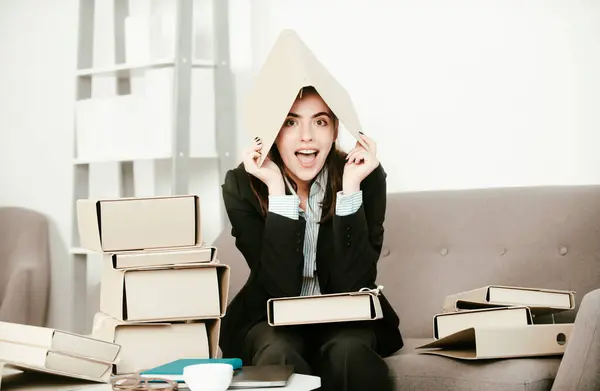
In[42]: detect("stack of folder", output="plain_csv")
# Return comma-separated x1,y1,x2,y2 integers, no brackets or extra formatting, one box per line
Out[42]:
76,194,230,375
0,321,121,383
416,285,576,360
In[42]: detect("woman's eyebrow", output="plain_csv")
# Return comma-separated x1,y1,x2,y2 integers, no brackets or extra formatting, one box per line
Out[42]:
312,112,331,119
286,111,331,118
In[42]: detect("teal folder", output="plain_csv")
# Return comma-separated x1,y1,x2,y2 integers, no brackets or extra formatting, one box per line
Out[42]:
140,358,243,382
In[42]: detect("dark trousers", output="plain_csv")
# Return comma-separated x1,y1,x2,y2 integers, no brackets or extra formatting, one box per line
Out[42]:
242,321,394,391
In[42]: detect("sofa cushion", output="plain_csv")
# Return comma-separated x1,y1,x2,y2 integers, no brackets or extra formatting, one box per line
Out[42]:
386,338,562,391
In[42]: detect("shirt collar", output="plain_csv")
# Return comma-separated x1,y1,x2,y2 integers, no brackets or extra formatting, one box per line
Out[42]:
312,168,328,195
284,167,328,197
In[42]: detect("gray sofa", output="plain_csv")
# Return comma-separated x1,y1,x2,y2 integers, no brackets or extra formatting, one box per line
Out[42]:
213,185,600,391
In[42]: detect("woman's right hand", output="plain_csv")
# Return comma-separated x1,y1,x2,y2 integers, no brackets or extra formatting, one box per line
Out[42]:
243,137,285,195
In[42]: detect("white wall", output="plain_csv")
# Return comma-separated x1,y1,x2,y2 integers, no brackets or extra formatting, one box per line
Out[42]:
246,0,600,192
0,0,78,331
0,0,241,332
1,0,599,331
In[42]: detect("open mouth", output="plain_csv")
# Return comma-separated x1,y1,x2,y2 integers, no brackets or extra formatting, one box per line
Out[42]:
295,149,319,167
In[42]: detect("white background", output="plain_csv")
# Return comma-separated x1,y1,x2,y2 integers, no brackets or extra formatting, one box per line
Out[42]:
1,0,599,330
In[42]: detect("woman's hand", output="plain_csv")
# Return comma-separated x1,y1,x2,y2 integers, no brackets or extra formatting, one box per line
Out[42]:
243,137,285,195
342,132,380,193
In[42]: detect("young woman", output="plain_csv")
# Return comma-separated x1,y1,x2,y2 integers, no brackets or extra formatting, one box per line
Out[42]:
219,86,403,391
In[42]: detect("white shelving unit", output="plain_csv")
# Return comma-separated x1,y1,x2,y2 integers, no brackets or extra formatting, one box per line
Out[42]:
70,0,237,334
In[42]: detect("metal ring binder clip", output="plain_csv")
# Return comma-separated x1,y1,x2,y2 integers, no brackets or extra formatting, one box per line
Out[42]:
358,285,384,296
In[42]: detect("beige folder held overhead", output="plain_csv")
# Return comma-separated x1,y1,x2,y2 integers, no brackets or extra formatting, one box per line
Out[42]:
245,29,368,167
442,285,575,316
416,323,573,360
267,287,384,326
91,312,218,375
0,321,121,364
0,340,113,383
433,306,533,339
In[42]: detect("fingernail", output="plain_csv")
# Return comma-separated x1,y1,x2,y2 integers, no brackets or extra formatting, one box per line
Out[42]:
359,131,364,135
254,137,259,141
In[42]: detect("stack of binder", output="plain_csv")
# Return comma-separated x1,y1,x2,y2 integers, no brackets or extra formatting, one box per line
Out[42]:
416,285,576,360
0,321,121,383
76,194,230,374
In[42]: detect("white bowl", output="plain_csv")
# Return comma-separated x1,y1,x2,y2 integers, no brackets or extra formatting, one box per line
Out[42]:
182,363,234,391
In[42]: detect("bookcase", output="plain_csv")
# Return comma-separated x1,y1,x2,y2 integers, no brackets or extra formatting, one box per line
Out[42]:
70,0,237,334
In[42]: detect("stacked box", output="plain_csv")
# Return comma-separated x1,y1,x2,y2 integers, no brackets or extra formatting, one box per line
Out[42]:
76,195,229,374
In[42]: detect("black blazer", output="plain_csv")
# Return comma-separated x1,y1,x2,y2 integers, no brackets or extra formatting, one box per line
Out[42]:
219,162,404,361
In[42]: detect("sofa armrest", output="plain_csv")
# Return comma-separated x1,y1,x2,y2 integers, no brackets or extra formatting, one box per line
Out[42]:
551,288,600,391
0,266,32,324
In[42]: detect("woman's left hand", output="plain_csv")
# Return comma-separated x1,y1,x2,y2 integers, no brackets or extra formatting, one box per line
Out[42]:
342,132,379,193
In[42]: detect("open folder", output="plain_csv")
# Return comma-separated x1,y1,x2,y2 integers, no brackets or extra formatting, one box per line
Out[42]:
416,323,573,360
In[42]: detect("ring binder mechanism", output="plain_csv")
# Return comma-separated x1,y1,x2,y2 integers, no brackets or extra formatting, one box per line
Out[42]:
355,285,384,296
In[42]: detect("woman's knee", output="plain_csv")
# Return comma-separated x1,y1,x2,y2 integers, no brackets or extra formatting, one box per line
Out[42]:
317,335,392,390
253,338,301,363
252,338,311,375
320,334,375,362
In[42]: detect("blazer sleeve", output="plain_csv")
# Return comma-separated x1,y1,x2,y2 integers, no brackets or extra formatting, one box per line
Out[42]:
329,163,387,292
221,169,306,298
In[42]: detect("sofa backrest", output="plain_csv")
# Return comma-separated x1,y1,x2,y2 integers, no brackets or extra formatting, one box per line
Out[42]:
213,185,600,338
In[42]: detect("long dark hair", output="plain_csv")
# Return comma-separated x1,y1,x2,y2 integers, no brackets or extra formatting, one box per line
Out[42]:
249,88,346,223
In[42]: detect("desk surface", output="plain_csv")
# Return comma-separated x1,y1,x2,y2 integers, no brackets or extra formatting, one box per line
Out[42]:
0,370,321,391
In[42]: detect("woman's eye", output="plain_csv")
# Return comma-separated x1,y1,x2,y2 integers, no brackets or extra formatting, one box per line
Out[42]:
315,119,328,126
285,119,296,126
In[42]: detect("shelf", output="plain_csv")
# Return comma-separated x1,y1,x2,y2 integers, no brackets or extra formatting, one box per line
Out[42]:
73,154,219,165
70,247,93,255
70,0,235,335
76,59,216,78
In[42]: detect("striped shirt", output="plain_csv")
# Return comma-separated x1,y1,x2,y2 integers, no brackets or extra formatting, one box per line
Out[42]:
268,169,363,296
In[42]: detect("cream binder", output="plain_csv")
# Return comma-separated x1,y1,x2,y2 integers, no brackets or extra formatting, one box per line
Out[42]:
417,323,573,360
267,287,384,326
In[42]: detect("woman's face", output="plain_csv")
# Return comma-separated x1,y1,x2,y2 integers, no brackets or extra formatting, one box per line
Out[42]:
275,91,337,186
